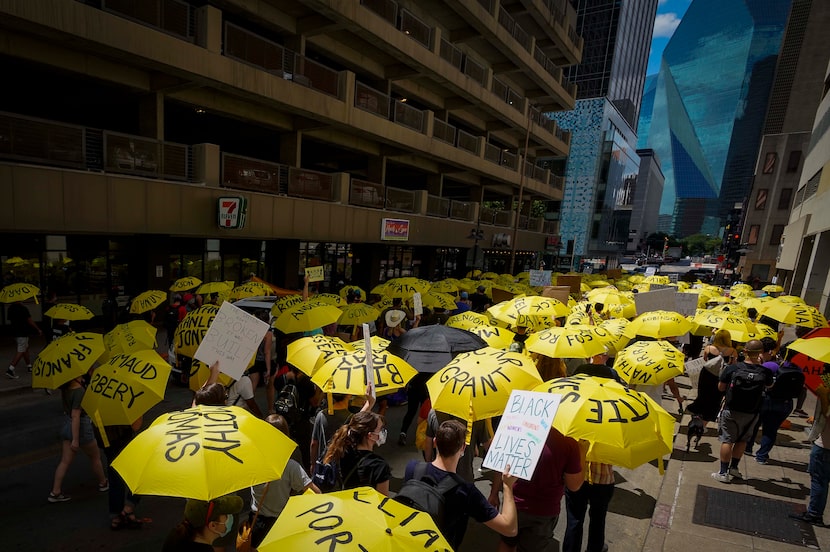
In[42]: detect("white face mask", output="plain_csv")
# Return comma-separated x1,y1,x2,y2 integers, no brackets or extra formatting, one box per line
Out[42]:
374,428,387,446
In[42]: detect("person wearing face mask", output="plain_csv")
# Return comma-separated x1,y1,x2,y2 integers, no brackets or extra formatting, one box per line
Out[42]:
162,494,243,552
323,410,391,495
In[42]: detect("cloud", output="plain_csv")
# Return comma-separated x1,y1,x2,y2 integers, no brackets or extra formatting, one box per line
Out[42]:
653,13,681,38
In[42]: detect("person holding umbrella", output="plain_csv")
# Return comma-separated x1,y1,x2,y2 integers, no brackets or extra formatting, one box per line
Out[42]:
162,494,243,551
7,299,42,379
323,411,391,495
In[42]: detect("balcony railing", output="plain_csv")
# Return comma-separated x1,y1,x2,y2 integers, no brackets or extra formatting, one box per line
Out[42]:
104,131,189,181
288,167,334,201
440,38,463,70
457,130,480,155
350,179,385,208
543,220,558,234
360,0,398,25
222,153,286,194
492,77,522,112
426,194,450,217
399,8,431,49
102,0,193,42
355,82,391,119
494,209,511,226
501,151,517,170
433,119,456,145
551,175,565,190
0,111,85,170
498,6,531,52
385,186,416,213
462,56,487,87
393,100,425,133
289,54,342,98
450,200,474,221
484,143,500,164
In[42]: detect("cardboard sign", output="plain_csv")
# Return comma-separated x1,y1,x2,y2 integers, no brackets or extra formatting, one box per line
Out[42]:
305,266,324,283
482,390,561,480
529,270,552,287
557,275,582,295
634,288,677,315
412,292,423,317
542,286,571,306
675,293,699,316
194,301,269,380
363,323,375,399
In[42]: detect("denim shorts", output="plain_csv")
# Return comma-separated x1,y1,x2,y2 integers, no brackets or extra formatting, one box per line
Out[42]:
59,416,96,445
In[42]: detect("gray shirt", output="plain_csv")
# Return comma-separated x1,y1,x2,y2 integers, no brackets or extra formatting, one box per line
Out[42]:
250,459,311,518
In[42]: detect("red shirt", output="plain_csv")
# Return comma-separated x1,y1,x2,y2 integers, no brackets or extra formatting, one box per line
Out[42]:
512,427,582,517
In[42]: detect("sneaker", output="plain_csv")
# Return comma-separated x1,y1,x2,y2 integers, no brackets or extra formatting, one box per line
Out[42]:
397,432,407,446
48,493,71,503
794,409,809,417
756,457,768,465
5,368,18,380
711,471,732,483
728,467,743,479
789,511,824,525
98,480,109,492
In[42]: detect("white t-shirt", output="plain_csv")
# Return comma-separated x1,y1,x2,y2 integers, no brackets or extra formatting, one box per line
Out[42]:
226,375,255,410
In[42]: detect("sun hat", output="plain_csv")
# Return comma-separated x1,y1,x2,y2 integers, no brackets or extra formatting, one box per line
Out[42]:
385,309,406,328
184,495,243,528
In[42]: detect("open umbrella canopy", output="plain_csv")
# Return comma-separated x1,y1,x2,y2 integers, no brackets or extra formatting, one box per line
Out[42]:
313,349,417,396
613,340,685,386
258,486,453,552
760,299,828,327
229,282,273,301
487,296,569,330
273,300,343,334
129,290,166,314
186,359,234,392
270,294,305,317
286,335,354,376
82,350,171,427
196,281,233,296
691,312,759,343
762,284,785,293
788,327,830,391
788,337,830,364
414,291,457,311
338,285,367,300
348,335,391,353
382,278,431,299
427,347,542,422
104,321,157,362
32,332,105,389
0,282,40,303
174,305,219,358
446,311,491,330
44,303,95,321
625,310,692,339
385,325,488,373
526,325,614,359
312,293,343,307
112,405,295,500
467,324,516,349
430,279,459,294
534,375,674,469
338,303,381,327
170,276,202,292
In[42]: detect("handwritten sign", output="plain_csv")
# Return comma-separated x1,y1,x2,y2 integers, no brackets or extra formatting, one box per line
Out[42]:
482,390,561,480
634,288,677,315
675,293,699,316
363,323,375,398
194,301,269,380
529,270,552,287
412,292,423,317
644,266,657,277
305,266,324,283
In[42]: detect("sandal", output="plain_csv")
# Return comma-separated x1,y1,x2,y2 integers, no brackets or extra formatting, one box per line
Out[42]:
121,511,145,530
98,480,109,492
111,514,126,531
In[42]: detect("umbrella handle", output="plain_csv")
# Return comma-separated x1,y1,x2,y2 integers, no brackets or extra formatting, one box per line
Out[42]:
93,410,110,448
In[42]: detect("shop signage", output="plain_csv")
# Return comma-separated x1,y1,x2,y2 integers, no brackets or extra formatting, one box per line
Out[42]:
218,197,247,229
381,218,410,241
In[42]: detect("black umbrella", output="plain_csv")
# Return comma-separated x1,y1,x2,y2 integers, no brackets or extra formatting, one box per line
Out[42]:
385,325,488,373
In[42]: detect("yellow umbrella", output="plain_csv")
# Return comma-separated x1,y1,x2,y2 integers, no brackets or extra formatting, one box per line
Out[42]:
534,374,674,470
0,282,40,303
129,290,166,314
415,291,457,311
338,285,367,300
465,269,482,278
32,333,105,389
760,300,828,328
82,350,171,427
382,278,430,299
170,276,202,292
44,303,95,321
427,347,542,422
273,300,343,334
777,295,806,304
286,335,354,376
487,296,570,329
258,486,453,552
313,349,417,396
349,335,391,353
196,281,232,296
481,272,499,280
600,318,632,355
625,310,692,339
731,283,753,292
372,297,395,313
446,311,490,330
370,283,389,296
338,303,381,326
174,305,219,358
104,321,157,362
312,293,343,307
430,280,459,294
270,294,305,317
643,275,670,285
788,337,830,363
526,325,614,359
613,340,685,386
690,312,759,342
745,323,779,340
467,324,515,349
111,405,295,500
228,282,273,301
186,359,234,393
762,284,784,293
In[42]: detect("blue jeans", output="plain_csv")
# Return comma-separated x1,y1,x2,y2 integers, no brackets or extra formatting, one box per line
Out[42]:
754,397,793,462
563,483,614,552
808,445,830,519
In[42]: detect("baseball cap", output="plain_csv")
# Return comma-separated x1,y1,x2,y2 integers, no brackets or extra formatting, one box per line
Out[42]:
460,291,469,299
184,495,243,528
477,285,485,292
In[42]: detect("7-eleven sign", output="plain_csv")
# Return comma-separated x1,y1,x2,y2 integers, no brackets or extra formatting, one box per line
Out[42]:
217,197,247,229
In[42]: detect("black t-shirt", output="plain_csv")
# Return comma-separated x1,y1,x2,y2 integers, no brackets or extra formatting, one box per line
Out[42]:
340,448,391,490
8,303,31,337
469,293,490,313
161,532,215,552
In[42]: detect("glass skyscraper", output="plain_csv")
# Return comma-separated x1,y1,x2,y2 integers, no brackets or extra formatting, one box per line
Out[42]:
548,0,657,263
637,0,792,237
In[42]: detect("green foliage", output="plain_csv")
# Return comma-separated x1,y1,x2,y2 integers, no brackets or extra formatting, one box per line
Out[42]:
679,233,722,256
644,232,680,251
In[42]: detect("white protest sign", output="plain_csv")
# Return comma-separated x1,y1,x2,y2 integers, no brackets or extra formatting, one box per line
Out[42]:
675,293,699,316
305,266,324,283
412,292,423,317
644,266,657,277
363,323,375,398
529,269,552,287
482,390,561,480
194,301,269,381
634,288,677,315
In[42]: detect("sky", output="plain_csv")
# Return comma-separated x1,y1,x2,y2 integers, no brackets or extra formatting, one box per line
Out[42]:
647,0,693,75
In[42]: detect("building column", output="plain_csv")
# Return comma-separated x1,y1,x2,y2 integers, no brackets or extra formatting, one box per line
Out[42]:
139,92,164,140
280,132,302,168
367,157,386,186
427,174,443,196
800,230,830,311
196,5,223,53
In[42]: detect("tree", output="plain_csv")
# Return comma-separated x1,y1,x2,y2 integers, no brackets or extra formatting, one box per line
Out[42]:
644,232,680,252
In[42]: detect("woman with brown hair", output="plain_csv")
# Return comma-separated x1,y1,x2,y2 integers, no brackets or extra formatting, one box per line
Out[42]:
323,410,391,495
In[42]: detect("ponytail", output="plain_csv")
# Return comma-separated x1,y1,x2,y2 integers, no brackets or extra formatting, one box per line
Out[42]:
323,411,383,464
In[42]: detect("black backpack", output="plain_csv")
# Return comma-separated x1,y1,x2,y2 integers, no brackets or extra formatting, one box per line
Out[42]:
394,462,460,529
725,362,767,413
274,383,301,427
769,362,805,400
